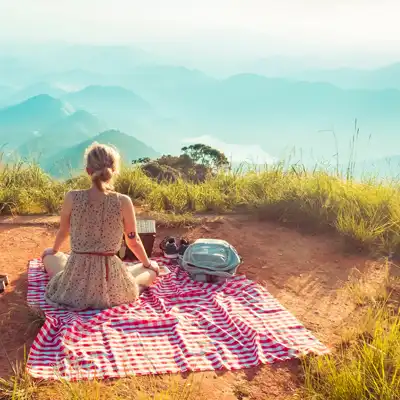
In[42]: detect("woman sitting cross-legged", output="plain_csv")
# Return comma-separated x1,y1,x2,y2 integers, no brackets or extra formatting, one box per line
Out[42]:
42,142,160,310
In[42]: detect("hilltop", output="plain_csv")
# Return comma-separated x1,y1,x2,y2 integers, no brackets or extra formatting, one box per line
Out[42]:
43,129,159,177
17,110,108,160
0,94,74,147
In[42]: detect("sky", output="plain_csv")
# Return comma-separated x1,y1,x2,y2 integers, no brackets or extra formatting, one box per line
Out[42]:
1,0,400,63
182,135,276,164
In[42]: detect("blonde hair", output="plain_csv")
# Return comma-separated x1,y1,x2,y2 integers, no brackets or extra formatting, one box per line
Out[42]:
84,142,120,192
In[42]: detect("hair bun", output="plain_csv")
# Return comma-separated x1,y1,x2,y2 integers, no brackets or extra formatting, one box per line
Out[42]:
101,167,113,182
85,143,120,192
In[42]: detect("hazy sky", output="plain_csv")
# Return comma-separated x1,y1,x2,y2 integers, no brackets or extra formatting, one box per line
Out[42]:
1,0,400,64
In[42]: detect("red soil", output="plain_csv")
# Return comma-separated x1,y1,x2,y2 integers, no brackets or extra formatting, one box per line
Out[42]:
0,214,377,399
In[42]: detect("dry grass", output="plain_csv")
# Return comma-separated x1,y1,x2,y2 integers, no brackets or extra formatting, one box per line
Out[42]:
302,261,400,400
0,367,201,400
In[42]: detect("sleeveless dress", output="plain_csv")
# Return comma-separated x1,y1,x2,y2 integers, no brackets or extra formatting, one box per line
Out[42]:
45,190,139,310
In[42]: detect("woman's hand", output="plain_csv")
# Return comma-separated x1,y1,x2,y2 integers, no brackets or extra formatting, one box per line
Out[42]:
144,260,160,276
41,248,57,260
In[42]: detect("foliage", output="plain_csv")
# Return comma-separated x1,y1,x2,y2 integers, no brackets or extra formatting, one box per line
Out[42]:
132,144,229,184
141,162,182,183
302,280,400,400
181,144,229,170
132,157,151,165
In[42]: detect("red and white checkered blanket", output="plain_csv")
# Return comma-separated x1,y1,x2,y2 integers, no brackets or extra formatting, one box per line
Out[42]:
26,258,328,380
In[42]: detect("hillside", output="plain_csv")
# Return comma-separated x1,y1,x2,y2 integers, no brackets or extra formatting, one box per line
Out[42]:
63,85,159,137
64,85,151,113
291,63,400,90
43,129,159,177
0,94,75,148
3,82,67,107
17,110,107,160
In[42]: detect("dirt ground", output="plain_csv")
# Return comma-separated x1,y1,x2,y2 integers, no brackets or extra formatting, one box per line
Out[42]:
0,214,381,399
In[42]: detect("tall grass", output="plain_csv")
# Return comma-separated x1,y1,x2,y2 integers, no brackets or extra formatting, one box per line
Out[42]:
302,257,400,400
1,158,400,254
303,298,400,400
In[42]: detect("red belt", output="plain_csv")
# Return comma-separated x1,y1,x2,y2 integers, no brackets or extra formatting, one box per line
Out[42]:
73,251,116,281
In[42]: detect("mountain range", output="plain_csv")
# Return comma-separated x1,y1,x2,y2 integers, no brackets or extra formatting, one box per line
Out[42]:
0,95,159,176
0,95,74,147
290,63,400,91
2,45,400,176
17,109,108,160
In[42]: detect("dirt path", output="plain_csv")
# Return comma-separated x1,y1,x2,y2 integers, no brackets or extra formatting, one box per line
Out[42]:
0,215,375,399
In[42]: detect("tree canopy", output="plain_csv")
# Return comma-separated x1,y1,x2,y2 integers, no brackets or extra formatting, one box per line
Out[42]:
181,144,229,169
132,143,230,183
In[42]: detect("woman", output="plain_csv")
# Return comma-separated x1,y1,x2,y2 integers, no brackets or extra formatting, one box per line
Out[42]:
42,142,160,310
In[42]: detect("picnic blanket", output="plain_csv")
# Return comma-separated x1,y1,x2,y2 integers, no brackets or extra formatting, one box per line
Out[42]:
26,258,328,380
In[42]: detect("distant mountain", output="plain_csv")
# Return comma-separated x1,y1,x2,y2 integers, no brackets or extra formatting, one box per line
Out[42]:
0,44,158,85
18,110,107,160
144,73,400,160
43,129,159,177
63,85,153,131
0,94,75,148
64,85,151,114
121,66,216,116
41,69,107,90
62,84,182,149
4,82,67,106
290,63,400,90
246,56,318,78
0,55,43,86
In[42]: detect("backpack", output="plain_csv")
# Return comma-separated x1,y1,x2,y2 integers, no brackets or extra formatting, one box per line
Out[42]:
179,239,242,283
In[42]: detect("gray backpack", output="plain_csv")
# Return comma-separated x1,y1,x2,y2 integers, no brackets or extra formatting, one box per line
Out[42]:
179,239,242,283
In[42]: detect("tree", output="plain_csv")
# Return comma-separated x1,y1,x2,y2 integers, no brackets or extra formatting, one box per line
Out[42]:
132,157,151,165
181,144,229,170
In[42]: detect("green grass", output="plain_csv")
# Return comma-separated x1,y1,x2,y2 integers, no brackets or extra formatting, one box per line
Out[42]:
302,260,400,400
2,159,400,254
303,301,400,400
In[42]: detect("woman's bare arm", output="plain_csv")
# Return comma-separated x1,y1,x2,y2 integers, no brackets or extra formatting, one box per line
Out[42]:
120,195,155,269
42,192,73,259
52,191,73,252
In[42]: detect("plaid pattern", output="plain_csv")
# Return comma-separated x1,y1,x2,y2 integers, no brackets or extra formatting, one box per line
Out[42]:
26,258,329,380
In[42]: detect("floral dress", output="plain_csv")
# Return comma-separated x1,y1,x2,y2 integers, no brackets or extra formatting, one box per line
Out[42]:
45,190,139,310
